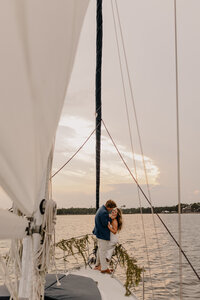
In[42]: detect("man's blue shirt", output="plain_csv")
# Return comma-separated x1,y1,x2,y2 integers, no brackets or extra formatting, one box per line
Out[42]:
93,205,110,241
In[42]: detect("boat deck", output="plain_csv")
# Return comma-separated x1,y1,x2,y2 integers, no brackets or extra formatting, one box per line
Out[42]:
69,266,138,300
0,268,138,299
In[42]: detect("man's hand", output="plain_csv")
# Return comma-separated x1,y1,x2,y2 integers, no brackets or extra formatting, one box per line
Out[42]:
108,221,111,229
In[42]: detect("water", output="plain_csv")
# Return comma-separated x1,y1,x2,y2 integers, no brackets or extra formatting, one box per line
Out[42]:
55,214,200,300
0,214,200,299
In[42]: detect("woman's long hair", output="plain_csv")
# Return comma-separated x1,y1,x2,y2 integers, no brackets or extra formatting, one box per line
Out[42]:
116,208,122,231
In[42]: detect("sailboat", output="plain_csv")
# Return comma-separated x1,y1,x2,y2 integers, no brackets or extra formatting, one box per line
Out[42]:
0,0,200,299
0,0,140,299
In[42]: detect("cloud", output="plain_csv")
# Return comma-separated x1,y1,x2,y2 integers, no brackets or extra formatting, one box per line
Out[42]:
53,114,160,208
54,114,160,182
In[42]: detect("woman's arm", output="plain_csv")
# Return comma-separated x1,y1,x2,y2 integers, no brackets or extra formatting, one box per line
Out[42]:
108,219,118,234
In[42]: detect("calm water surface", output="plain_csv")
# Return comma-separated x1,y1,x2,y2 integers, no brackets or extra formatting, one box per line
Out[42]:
0,214,200,299
55,214,200,300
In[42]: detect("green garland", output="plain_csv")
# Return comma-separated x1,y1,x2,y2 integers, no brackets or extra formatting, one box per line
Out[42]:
56,235,143,296
112,244,143,296
56,234,89,265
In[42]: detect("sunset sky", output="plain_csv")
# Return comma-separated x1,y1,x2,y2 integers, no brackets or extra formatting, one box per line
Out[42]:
1,0,200,210
51,0,200,209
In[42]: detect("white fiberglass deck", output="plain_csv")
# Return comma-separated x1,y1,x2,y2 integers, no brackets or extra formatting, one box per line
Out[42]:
69,267,138,300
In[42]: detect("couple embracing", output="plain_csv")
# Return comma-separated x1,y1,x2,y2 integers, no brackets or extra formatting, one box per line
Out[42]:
93,200,123,274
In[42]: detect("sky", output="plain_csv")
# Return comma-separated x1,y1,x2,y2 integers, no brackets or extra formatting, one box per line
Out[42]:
51,0,200,209
1,0,200,209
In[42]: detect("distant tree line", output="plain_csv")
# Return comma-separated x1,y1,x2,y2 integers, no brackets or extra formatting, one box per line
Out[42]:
57,203,200,215
57,207,96,215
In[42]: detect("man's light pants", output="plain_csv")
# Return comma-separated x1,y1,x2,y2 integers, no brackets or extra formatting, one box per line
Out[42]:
96,238,109,271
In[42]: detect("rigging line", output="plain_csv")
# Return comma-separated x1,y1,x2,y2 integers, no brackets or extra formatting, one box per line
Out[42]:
114,0,152,205
110,1,154,298
114,0,161,263
114,0,171,295
51,124,99,179
174,1,183,298
102,119,200,281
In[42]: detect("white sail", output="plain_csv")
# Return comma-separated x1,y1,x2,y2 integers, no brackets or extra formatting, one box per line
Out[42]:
0,209,28,239
0,0,89,217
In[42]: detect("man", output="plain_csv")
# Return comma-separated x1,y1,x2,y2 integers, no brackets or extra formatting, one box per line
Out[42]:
93,199,117,274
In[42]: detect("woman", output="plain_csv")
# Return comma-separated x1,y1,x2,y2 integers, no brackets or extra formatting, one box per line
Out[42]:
106,207,123,261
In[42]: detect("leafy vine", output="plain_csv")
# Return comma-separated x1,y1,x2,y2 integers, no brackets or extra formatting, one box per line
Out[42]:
112,244,143,296
56,235,143,296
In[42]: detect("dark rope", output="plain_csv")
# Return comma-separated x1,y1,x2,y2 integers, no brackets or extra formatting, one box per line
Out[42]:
51,127,97,179
95,0,103,212
102,119,200,281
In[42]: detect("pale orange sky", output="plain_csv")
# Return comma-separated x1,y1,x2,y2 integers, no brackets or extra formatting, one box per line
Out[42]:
1,0,200,209
51,0,200,209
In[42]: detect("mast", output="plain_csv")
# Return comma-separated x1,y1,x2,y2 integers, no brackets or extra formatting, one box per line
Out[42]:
95,0,103,211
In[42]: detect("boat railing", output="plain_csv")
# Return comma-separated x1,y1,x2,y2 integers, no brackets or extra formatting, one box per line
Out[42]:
55,233,121,271
54,234,94,272
54,234,143,296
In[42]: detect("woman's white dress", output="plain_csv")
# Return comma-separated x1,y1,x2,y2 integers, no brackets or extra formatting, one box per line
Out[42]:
106,230,118,260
